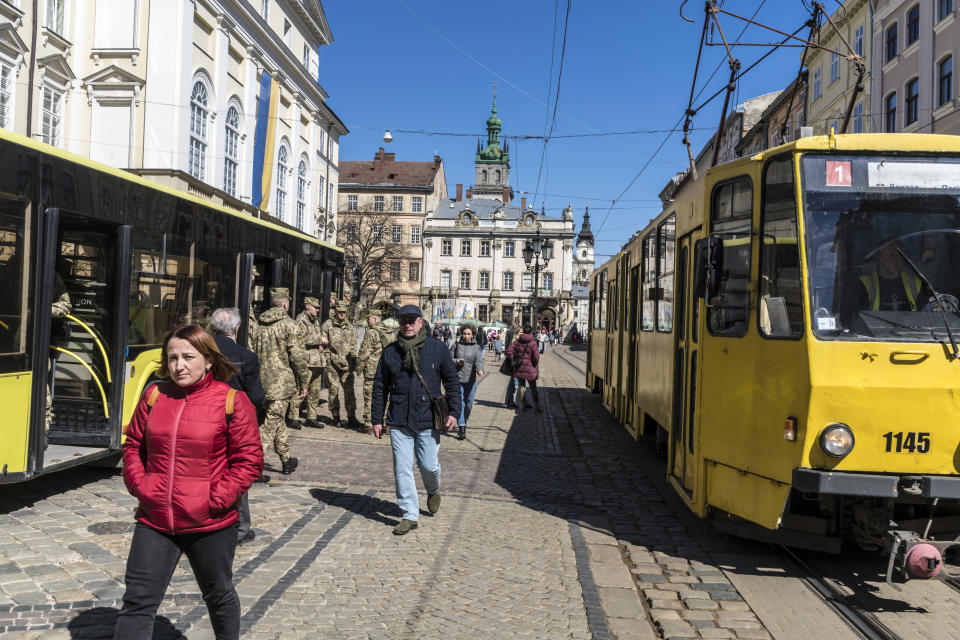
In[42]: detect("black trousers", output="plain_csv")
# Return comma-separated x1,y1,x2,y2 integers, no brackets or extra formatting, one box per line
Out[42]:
517,378,539,404
114,522,240,640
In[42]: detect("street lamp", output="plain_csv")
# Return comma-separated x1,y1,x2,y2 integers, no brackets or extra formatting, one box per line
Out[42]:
522,228,552,330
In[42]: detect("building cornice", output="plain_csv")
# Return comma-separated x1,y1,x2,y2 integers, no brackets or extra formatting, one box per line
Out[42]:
339,184,436,193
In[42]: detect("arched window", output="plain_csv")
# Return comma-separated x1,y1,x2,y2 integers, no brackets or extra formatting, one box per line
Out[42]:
189,80,209,180
496,169,501,184
223,104,241,197
481,169,487,184
275,143,289,221
296,155,308,230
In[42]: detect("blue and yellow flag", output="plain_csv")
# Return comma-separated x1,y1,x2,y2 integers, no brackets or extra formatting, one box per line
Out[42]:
251,70,280,210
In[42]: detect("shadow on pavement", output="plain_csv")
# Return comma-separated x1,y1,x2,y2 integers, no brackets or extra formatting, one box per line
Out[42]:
0,467,119,515
309,487,402,526
68,606,185,639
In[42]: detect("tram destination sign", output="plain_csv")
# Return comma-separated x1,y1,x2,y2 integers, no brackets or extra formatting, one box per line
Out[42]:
867,161,960,190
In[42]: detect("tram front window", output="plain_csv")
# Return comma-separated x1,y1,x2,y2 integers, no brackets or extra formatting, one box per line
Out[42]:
802,154,960,342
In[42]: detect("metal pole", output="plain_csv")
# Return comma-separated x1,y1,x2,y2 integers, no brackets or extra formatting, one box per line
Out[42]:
533,259,540,331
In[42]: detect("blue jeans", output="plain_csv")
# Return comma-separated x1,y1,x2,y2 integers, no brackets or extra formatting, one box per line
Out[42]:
459,380,477,426
505,375,517,406
389,426,441,521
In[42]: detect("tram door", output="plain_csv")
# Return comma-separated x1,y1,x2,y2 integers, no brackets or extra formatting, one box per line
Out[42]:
671,233,699,493
30,209,131,472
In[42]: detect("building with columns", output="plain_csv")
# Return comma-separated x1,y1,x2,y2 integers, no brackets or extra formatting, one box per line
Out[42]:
422,100,577,331
0,0,346,240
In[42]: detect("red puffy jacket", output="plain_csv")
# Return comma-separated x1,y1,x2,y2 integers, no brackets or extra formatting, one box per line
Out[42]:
506,333,540,381
122,373,264,534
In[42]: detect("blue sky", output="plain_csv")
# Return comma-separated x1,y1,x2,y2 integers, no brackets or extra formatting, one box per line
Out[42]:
320,1,813,260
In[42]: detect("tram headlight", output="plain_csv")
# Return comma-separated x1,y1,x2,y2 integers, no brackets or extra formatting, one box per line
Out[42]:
819,423,855,458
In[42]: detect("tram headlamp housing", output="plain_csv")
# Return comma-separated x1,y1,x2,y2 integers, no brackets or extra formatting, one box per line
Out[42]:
819,423,855,458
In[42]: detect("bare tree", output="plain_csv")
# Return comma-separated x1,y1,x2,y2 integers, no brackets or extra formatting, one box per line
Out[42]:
337,206,409,317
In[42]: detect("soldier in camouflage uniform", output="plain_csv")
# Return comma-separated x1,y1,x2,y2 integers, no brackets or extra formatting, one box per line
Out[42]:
319,300,358,428
253,287,308,474
295,296,325,428
357,307,395,434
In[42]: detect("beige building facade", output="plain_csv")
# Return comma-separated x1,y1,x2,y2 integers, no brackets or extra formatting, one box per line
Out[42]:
872,0,959,135
805,0,873,134
337,148,447,308
0,0,346,240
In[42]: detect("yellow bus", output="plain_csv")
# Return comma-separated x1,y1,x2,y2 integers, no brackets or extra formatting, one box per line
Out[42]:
0,129,344,483
588,132,960,583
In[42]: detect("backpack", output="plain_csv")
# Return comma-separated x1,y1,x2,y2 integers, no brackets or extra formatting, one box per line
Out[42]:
146,384,237,425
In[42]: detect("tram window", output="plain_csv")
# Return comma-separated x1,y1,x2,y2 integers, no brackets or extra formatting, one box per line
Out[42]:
641,234,655,331
708,177,753,337
630,264,641,333
759,156,804,338
657,214,676,332
0,198,29,372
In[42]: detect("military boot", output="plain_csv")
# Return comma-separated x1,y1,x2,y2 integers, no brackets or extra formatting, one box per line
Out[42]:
281,457,299,475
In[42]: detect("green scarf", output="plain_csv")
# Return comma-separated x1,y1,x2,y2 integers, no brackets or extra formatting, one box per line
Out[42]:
396,326,427,372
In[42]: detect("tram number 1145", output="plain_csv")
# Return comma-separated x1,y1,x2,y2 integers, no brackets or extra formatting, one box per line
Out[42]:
882,431,931,453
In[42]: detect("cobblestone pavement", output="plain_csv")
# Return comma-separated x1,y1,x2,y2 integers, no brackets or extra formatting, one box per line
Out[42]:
2,345,957,639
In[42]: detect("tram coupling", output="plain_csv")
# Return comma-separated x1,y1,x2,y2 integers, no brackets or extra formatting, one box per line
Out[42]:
884,528,960,588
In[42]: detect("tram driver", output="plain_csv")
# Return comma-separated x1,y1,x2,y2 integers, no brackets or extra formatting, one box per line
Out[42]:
852,239,928,313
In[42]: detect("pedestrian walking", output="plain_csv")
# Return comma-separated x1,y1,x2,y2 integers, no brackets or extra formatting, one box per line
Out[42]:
319,300,360,428
253,287,308,475
450,323,484,441
503,322,521,408
371,304,462,535
115,325,262,640
210,307,267,547
357,307,395,434
493,335,504,362
294,297,326,429
506,324,542,413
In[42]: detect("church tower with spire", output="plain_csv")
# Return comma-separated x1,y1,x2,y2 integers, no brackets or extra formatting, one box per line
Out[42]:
471,89,513,202
572,203,595,333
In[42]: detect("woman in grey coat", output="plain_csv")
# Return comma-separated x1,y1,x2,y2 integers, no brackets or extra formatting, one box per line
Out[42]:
450,323,485,440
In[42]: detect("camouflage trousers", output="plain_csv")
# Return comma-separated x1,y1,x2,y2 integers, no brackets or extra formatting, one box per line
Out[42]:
286,368,324,420
262,397,293,463
324,365,357,422
361,364,378,427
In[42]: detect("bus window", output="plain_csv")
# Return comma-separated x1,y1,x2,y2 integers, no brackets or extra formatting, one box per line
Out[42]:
657,215,676,332
708,177,753,337
129,229,193,346
0,198,29,372
759,156,803,338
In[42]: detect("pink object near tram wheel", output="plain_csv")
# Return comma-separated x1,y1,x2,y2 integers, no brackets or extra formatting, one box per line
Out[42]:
905,543,943,579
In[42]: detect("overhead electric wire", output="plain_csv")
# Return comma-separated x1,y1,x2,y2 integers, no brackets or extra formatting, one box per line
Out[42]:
530,0,560,206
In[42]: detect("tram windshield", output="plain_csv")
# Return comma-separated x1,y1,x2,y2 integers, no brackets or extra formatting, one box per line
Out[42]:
801,154,960,342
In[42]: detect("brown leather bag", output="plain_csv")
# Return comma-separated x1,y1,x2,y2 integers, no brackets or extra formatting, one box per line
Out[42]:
415,370,450,431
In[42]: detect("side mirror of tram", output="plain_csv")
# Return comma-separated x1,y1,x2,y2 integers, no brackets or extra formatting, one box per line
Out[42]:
694,236,724,301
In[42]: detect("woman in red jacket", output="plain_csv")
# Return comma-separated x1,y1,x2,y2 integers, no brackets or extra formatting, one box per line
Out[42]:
505,325,542,413
114,325,263,640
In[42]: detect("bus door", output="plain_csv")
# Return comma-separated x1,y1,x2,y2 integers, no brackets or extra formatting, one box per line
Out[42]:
671,233,698,494
627,263,641,428
31,208,131,471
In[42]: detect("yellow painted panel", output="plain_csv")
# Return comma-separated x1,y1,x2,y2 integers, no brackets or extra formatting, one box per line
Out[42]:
121,349,162,437
705,460,790,530
0,372,32,475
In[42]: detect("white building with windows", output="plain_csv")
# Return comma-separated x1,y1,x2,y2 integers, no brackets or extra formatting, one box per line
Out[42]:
0,0,346,240
421,101,577,330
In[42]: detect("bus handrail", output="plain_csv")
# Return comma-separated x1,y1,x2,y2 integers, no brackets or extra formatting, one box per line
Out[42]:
49,346,110,419
64,314,112,384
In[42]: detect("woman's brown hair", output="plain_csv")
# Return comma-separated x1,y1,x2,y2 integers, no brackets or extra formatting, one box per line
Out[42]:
156,324,238,382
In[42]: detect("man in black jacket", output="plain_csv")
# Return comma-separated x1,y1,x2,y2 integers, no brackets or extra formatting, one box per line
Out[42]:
211,307,267,546
371,305,462,535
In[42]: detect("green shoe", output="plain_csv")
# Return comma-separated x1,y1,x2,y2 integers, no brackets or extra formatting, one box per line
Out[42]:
393,519,418,535
427,493,441,515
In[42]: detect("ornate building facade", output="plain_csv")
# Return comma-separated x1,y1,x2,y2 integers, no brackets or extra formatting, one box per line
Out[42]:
421,101,578,331
0,0,346,240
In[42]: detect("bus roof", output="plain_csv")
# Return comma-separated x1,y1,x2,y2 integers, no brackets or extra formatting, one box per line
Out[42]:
0,128,343,254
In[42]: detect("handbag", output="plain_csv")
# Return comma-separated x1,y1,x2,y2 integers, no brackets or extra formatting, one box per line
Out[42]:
415,369,451,431
498,358,513,375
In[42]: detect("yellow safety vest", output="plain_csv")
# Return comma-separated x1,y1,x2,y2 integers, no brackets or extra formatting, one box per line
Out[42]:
859,270,922,311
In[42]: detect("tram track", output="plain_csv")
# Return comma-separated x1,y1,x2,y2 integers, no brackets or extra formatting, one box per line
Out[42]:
552,347,586,378
773,545,903,640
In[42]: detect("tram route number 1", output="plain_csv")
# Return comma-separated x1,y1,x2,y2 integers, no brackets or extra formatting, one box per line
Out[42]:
882,431,930,453
826,161,853,187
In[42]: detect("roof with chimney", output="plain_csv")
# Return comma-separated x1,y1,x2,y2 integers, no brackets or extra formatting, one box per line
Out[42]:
431,198,563,222
339,148,443,189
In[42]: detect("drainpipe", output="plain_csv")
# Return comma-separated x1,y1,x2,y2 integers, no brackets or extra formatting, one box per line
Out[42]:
26,0,39,139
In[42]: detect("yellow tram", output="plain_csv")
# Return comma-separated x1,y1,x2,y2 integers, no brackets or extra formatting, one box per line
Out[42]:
588,132,960,582
0,129,344,483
